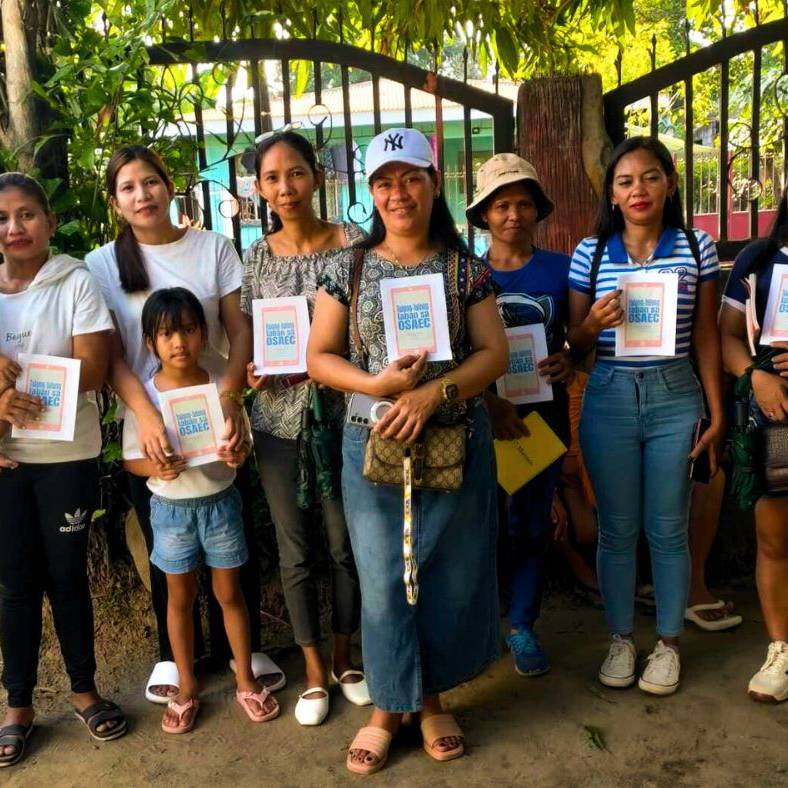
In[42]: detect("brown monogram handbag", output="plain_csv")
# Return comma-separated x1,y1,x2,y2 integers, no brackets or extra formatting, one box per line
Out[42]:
349,248,467,493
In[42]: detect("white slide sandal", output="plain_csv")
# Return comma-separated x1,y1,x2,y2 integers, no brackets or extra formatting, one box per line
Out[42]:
685,601,743,632
331,669,372,706
145,660,179,705
229,652,287,692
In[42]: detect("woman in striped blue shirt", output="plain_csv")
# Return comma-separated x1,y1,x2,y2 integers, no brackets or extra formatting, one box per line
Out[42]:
567,137,725,696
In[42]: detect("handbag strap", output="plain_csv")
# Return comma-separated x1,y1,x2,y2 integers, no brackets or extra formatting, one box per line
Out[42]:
402,452,419,606
349,247,368,368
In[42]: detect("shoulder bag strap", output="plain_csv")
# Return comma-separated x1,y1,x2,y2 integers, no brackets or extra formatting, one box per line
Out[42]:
589,235,606,300
349,247,366,365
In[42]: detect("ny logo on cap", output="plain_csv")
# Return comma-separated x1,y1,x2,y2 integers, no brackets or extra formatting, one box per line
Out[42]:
383,132,404,152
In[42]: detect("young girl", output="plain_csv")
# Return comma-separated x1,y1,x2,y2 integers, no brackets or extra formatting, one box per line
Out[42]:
0,173,124,767
241,130,368,726
567,136,724,695
124,287,279,733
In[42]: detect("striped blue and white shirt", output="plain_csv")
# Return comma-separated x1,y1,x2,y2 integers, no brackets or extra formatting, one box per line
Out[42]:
568,227,719,367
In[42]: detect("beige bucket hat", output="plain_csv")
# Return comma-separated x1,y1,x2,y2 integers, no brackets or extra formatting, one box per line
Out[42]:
466,153,554,229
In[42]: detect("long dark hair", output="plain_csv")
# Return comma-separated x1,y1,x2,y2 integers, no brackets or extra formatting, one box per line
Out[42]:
594,136,687,247
106,145,174,293
361,166,467,252
141,287,207,359
745,185,788,275
253,130,321,233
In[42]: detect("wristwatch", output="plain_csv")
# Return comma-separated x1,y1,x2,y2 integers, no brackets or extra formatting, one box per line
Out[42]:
440,377,459,403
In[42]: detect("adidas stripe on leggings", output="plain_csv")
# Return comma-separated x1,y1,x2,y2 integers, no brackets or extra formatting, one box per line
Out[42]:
0,459,99,708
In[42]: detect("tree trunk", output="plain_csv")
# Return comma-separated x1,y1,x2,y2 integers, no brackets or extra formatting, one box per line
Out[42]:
518,75,611,256
0,0,41,170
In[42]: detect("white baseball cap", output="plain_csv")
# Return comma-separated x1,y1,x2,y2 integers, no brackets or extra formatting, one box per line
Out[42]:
364,127,434,182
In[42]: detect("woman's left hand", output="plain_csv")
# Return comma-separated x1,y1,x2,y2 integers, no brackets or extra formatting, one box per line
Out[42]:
0,452,18,472
538,350,572,384
373,381,443,445
772,341,788,378
220,395,246,452
689,419,726,478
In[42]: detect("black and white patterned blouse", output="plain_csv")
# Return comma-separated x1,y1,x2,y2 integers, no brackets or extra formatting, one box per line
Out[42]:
240,222,364,439
319,247,496,423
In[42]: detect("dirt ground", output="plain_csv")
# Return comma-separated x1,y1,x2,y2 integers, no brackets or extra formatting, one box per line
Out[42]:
3,588,788,788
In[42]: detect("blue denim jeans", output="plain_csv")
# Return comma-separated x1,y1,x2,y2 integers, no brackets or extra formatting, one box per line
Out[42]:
342,404,500,712
505,458,563,631
579,360,703,638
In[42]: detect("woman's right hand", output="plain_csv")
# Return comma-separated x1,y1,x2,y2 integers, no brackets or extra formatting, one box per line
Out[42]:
372,351,427,397
137,408,176,466
0,355,21,388
0,388,44,427
752,369,788,422
585,289,625,334
487,393,530,441
246,362,271,391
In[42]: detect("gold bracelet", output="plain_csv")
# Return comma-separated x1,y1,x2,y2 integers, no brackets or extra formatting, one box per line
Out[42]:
219,390,244,407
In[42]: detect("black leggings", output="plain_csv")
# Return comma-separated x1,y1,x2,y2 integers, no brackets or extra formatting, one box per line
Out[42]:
126,461,261,663
0,459,99,708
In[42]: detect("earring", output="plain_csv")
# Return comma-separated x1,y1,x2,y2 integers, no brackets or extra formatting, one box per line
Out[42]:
610,202,617,211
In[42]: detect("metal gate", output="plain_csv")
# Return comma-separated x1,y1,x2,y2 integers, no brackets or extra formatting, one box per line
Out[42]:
146,35,515,253
604,17,788,261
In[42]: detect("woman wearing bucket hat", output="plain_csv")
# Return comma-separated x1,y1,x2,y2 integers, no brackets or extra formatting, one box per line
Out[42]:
307,127,508,775
467,154,572,678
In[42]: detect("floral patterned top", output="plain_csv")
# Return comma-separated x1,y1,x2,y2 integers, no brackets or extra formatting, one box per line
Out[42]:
319,247,496,423
240,222,364,439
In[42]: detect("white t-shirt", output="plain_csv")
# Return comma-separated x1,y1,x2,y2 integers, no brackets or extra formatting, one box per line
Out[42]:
85,227,243,383
0,254,114,463
123,376,235,500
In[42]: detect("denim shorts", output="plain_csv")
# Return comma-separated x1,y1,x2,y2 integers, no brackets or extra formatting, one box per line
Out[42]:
150,486,248,574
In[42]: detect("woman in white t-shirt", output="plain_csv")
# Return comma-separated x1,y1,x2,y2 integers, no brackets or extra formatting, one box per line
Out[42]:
86,145,283,705
0,173,125,768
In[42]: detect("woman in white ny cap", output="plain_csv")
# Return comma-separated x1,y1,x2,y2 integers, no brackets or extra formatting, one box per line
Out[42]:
467,154,572,679
307,127,508,775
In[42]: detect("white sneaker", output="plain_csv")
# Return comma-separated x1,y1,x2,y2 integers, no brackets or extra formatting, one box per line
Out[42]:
638,640,680,696
598,634,637,688
748,641,788,703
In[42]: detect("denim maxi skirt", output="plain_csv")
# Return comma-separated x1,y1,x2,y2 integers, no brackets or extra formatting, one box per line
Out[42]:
342,403,500,712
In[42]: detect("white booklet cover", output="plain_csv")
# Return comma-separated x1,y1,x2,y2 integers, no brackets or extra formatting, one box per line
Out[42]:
496,324,553,405
760,263,788,346
615,272,679,357
252,295,310,375
12,353,81,441
380,273,452,362
158,382,226,468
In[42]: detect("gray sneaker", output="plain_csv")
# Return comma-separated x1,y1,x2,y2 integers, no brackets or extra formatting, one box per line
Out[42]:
638,640,680,696
598,634,637,688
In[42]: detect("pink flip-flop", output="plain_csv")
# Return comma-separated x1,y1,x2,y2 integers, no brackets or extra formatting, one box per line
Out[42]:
161,697,199,734
235,688,280,723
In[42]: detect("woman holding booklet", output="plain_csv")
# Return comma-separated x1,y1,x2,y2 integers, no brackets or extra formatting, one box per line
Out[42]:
719,188,788,702
86,145,284,707
0,173,125,767
241,130,368,726
308,127,508,775
567,136,724,696
466,153,572,678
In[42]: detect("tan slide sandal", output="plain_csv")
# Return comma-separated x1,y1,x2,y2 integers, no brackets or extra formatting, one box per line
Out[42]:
421,713,465,762
346,726,393,775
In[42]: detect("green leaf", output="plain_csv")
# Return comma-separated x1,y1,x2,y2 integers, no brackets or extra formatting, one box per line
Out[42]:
57,219,84,237
583,725,608,752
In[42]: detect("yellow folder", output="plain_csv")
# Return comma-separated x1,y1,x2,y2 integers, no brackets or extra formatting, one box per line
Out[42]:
494,412,567,495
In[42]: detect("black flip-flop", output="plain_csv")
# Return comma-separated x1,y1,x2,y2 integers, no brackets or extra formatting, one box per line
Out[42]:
74,700,128,742
0,722,33,768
